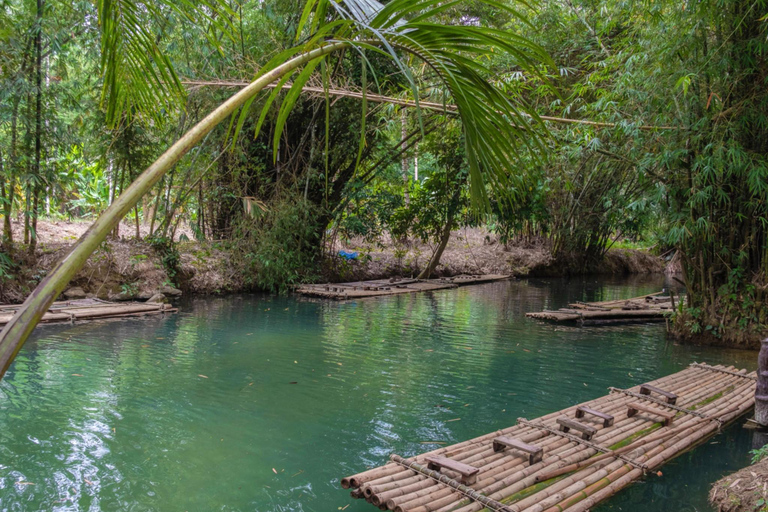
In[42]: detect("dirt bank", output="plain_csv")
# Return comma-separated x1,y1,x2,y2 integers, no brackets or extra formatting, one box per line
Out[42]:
710,455,768,511
329,228,664,281
0,221,664,304
0,219,233,303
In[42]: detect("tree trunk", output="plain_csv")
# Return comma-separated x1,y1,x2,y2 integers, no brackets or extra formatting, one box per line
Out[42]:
756,338,768,425
148,181,162,236
23,187,30,245
29,187,40,256
418,222,452,279
401,112,410,206
130,163,140,239
3,102,18,248
29,0,44,255
112,162,126,239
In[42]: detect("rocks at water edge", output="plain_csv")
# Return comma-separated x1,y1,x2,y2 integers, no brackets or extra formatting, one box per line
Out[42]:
63,287,86,300
159,285,183,297
146,293,167,304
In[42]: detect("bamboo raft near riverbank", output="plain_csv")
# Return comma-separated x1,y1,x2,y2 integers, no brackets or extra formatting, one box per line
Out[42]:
296,275,510,299
341,363,755,512
0,298,177,327
525,292,676,325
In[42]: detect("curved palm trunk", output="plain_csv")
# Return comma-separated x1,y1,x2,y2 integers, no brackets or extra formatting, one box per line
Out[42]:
0,42,348,379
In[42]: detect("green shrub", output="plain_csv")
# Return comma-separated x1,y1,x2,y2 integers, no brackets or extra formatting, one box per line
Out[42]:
233,196,323,294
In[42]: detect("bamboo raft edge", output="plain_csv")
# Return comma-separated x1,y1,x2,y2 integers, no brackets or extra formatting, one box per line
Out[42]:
526,292,676,324
340,363,755,512
0,299,178,327
295,274,511,300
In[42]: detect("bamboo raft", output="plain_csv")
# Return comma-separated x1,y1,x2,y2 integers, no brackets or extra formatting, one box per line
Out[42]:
525,292,676,325
0,298,177,327
341,363,755,512
296,275,510,299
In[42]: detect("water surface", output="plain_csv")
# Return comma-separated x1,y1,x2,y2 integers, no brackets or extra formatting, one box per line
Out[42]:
0,277,757,511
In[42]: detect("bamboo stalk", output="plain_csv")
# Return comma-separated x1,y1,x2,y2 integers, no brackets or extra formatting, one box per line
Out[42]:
180,81,681,131
413,372,752,512
388,378,719,511
0,43,356,377
346,367,755,512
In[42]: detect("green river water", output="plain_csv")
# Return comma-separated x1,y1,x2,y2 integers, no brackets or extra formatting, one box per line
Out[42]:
0,277,758,511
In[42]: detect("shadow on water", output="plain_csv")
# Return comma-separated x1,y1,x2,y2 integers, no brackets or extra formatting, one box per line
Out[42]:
0,275,757,511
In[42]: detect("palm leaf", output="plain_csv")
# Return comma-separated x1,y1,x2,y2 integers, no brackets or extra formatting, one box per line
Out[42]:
96,0,237,127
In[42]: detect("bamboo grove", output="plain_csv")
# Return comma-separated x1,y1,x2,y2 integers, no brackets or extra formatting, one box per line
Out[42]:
0,0,767,361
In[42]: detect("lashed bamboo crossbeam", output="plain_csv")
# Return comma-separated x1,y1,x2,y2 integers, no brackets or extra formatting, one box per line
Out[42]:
342,365,754,512
366,368,736,512
542,386,755,512
371,390,701,510
358,367,738,510
447,373,753,512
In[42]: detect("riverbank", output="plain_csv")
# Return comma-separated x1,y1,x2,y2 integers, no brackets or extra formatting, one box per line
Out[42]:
710,455,768,511
329,228,664,280
0,220,664,304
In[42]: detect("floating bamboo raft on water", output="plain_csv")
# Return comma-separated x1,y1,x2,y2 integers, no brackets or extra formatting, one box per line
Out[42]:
341,363,755,512
0,298,177,327
295,275,510,300
525,292,676,325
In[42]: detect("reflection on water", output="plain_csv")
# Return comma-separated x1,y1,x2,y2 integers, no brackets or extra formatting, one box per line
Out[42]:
0,276,757,511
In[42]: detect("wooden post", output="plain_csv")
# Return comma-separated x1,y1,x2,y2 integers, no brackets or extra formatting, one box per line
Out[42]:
755,338,768,426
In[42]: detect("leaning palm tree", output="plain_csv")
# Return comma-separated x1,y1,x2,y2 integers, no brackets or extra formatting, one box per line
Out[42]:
0,0,552,378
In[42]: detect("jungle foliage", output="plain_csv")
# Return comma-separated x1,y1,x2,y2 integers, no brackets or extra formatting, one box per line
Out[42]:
0,0,767,346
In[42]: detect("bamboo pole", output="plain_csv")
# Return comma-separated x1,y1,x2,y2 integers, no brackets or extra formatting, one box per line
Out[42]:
0,42,353,378
350,368,748,512
180,81,682,131
348,364,713,493
354,366,732,510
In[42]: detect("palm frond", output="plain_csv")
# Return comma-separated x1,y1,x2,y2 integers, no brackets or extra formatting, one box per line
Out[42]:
97,0,238,127
280,0,554,208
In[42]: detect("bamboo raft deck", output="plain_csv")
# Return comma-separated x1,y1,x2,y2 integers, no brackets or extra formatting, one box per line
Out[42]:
0,298,177,327
341,363,755,512
525,292,676,325
295,275,510,299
